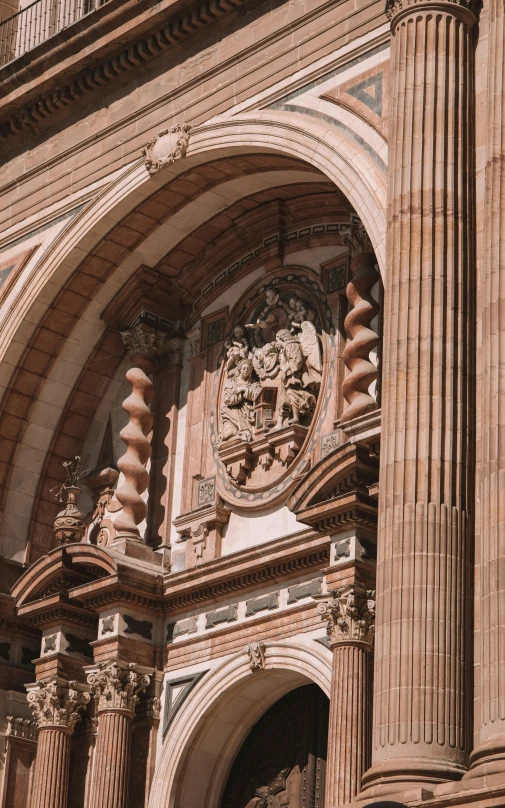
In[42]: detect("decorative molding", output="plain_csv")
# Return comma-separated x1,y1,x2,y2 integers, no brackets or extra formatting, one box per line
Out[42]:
287,577,322,603
246,640,266,671
197,477,216,507
0,0,250,142
385,0,477,24
26,679,91,730
87,662,151,715
123,614,153,640
315,586,375,647
136,696,161,722
321,431,340,458
245,592,279,617
205,603,238,629
142,123,191,173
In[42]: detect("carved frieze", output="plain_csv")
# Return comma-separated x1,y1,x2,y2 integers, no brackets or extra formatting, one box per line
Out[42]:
87,662,151,715
210,273,335,508
142,123,191,174
316,586,375,648
26,680,91,730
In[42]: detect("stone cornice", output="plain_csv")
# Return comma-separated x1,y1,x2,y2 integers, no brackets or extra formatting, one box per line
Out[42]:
0,0,250,142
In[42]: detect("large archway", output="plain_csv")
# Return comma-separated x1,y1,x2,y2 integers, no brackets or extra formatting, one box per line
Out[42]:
149,640,332,808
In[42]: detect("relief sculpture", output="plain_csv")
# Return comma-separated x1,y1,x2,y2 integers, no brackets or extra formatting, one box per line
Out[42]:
215,284,325,490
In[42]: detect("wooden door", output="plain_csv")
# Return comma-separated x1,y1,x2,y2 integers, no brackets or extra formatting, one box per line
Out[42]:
220,684,328,808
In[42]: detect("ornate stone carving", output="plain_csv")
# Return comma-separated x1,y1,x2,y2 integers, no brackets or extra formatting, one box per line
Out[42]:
6,716,37,741
341,222,373,258
53,456,86,544
137,695,161,721
83,467,119,547
216,285,324,488
26,680,91,730
87,662,151,714
316,587,375,647
120,322,171,359
385,0,477,23
246,640,266,671
142,123,191,174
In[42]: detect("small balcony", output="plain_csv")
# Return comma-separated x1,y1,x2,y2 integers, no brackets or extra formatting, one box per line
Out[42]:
0,0,111,66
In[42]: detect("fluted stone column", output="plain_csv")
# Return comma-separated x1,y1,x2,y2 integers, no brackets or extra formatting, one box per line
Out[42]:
26,679,90,808
340,223,380,423
362,0,476,792
88,662,151,808
467,0,505,780
317,587,375,805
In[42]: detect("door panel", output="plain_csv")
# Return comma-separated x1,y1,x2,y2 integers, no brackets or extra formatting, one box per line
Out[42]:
220,683,329,808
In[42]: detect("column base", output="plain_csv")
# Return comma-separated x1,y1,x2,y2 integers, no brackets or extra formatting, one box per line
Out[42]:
357,757,467,801
463,736,505,782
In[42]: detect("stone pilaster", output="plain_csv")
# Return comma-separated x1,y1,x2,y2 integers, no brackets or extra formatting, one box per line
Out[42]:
317,587,375,805
362,0,476,793
87,662,151,808
26,679,90,808
467,0,505,781
340,223,380,424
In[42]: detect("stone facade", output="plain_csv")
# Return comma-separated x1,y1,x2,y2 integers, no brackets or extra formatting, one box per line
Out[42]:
0,0,500,805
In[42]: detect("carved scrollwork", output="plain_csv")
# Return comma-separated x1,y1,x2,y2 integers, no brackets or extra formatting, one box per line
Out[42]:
142,123,191,174
316,587,375,647
87,662,151,715
246,640,266,671
27,679,91,730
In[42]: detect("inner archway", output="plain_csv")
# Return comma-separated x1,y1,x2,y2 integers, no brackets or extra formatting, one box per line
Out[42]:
220,683,329,808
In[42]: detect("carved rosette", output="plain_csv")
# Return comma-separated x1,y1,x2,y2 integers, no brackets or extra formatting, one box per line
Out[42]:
142,123,191,174
26,680,91,731
87,662,151,715
317,587,375,648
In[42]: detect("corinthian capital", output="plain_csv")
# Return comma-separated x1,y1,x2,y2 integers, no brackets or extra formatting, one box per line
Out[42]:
26,679,91,730
120,322,172,359
385,0,477,24
87,662,151,715
316,587,375,647
341,222,374,259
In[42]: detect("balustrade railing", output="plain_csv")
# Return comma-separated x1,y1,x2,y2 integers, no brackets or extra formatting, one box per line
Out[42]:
0,0,109,67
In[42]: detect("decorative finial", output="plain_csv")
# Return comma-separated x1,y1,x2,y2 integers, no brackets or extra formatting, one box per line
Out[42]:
53,456,86,545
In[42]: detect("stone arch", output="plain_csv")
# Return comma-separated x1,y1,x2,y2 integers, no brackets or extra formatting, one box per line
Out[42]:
0,106,386,359
149,639,332,808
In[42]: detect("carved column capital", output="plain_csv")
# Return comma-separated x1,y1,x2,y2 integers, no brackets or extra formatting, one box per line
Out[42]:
316,587,375,648
26,679,91,731
341,222,374,259
385,0,477,27
87,662,151,715
120,322,172,363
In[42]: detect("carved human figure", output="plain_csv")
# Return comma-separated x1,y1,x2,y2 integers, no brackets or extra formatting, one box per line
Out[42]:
288,295,315,330
224,325,250,375
276,329,317,425
219,359,261,443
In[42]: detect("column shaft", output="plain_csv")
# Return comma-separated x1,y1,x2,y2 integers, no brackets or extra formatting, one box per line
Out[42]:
90,711,132,808
29,727,71,808
326,643,371,804
469,0,505,778
364,0,475,790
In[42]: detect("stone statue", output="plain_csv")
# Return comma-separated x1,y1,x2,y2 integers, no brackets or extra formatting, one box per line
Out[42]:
219,358,261,443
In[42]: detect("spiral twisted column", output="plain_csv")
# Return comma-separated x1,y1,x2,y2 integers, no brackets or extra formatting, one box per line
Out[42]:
87,662,151,808
26,679,90,808
113,323,169,543
362,0,476,794
317,587,375,805
341,223,380,423
467,0,505,781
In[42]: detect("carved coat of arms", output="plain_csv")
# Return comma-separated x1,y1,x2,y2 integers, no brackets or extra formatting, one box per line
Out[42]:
142,123,191,174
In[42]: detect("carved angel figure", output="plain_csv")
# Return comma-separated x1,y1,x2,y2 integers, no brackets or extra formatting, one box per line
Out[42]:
299,321,322,387
253,342,280,380
276,329,317,425
219,359,261,443
224,325,250,375
288,295,315,330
